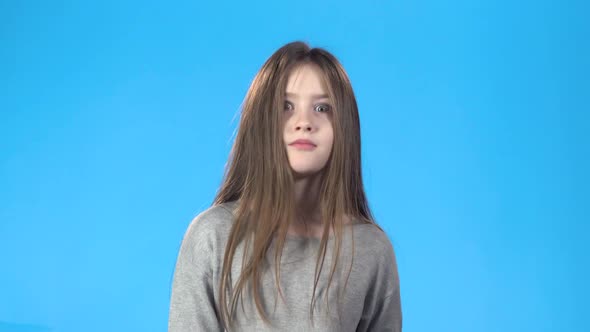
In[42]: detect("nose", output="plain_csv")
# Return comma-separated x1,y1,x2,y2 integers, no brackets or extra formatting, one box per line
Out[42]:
295,123,312,132
294,110,313,132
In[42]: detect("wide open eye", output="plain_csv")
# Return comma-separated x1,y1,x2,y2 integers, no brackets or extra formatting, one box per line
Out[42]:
284,101,294,111
314,104,331,113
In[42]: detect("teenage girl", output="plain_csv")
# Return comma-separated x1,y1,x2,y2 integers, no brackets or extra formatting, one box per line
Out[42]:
169,41,402,331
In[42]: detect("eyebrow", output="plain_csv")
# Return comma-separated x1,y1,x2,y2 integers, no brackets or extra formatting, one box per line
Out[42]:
285,92,330,100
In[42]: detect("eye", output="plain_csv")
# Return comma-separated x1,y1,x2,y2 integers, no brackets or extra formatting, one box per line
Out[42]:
284,101,294,111
314,104,331,113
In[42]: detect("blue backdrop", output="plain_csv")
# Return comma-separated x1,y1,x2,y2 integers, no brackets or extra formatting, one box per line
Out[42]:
1,1,588,331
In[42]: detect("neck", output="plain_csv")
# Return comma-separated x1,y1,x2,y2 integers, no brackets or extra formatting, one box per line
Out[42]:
293,171,322,220
289,171,325,237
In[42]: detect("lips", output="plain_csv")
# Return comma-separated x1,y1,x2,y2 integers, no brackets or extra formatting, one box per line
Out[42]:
289,139,317,150
289,139,316,146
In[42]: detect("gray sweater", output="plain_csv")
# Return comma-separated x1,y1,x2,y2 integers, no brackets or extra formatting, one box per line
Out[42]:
169,201,402,331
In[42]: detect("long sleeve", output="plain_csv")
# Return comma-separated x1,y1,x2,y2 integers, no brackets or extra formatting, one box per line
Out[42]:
168,210,225,332
355,228,403,332
356,288,402,332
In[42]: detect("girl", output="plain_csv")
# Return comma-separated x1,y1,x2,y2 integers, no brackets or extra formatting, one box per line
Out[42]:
169,41,402,331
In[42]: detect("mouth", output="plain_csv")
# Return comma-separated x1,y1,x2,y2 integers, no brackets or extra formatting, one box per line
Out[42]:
289,142,317,150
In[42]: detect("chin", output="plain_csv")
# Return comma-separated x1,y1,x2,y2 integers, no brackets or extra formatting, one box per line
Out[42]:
290,166,325,178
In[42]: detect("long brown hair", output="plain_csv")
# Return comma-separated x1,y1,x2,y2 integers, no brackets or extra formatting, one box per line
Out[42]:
213,41,377,330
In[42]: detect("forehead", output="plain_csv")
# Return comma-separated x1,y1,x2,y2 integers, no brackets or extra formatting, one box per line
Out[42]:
285,63,329,95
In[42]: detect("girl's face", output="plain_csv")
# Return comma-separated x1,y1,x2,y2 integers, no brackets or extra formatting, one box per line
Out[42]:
283,64,334,178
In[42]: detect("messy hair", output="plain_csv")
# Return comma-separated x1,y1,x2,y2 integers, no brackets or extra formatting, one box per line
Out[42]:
213,41,376,330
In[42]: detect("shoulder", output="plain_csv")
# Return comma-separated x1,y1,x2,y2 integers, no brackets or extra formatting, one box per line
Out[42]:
352,222,396,257
350,221,400,294
180,201,238,254
189,201,236,229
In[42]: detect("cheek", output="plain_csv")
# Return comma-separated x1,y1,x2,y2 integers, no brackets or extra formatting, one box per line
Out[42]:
326,124,334,147
282,116,293,135
282,120,289,140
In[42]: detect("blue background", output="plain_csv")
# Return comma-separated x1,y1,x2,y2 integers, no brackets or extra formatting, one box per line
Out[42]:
1,1,588,331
